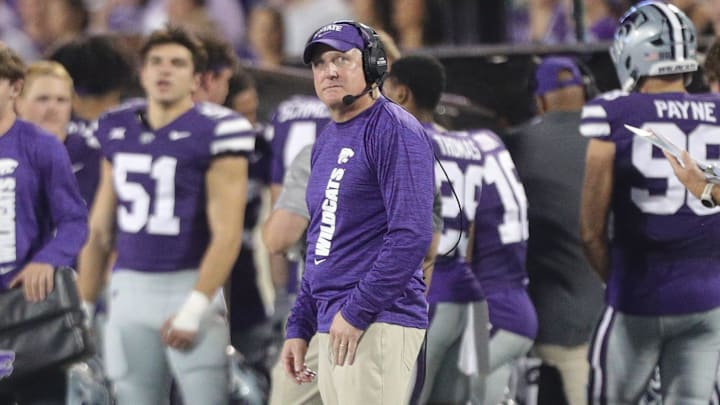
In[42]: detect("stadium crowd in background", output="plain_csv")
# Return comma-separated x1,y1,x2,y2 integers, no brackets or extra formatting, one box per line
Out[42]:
3,0,720,404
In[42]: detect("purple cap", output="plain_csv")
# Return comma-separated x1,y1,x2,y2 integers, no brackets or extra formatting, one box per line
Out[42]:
535,57,584,96
303,22,365,64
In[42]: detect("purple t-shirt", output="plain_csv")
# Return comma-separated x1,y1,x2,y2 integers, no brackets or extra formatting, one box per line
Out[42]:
269,95,330,185
66,117,102,207
469,130,536,339
286,97,435,341
581,91,720,316
95,100,255,273
0,119,88,289
426,124,485,304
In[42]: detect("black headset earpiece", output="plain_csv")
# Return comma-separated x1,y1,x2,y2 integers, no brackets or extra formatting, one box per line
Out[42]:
333,20,388,86
573,57,599,101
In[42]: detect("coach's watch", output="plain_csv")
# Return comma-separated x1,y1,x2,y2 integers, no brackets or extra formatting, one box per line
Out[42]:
701,183,717,208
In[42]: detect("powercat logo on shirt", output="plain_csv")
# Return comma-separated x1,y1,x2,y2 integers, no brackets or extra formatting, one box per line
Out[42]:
314,148,354,265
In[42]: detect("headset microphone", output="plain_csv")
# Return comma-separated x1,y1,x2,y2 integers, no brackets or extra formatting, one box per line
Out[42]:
342,85,373,106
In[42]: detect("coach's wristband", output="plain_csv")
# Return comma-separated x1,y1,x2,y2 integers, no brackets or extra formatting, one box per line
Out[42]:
171,290,210,332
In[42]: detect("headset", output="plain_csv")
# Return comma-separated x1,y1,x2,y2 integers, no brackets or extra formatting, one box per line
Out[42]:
307,20,388,87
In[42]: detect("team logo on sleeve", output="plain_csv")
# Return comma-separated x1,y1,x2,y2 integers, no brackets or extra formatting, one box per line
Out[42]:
109,127,126,140
0,159,18,176
0,351,14,380
337,148,355,164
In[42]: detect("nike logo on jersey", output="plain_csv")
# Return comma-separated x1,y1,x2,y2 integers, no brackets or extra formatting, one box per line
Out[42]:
314,258,327,265
0,159,18,176
169,131,191,141
0,265,14,276
109,127,126,140
337,148,355,164
71,163,84,173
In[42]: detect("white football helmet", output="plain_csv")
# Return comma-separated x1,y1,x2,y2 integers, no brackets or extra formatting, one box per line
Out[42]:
611,1,697,92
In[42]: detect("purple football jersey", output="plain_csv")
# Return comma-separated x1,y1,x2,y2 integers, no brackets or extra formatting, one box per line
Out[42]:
0,119,88,289
580,91,720,315
269,95,330,185
66,117,102,207
95,101,255,273
469,131,529,289
426,124,485,304
285,97,434,341
469,130,536,339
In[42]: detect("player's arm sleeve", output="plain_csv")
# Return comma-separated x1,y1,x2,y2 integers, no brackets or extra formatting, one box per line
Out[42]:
580,101,613,140
32,137,88,266
285,272,317,342
210,116,256,158
341,122,434,330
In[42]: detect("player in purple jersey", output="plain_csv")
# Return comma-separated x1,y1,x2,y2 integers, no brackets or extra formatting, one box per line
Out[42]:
382,54,489,405
0,46,88,405
14,60,101,207
269,95,330,192
267,94,331,330
465,120,537,404
280,21,433,405
580,2,720,403
77,26,255,405
191,34,271,370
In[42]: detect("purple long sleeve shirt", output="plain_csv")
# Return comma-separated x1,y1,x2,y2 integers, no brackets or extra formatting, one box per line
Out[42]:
285,97,434,341
0,119,88,289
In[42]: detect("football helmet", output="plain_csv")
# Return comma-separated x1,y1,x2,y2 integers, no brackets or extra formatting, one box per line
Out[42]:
611,1,697,92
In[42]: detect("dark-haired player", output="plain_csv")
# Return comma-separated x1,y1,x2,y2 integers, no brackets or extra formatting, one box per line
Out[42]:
382,54,489,405
77,26,255,404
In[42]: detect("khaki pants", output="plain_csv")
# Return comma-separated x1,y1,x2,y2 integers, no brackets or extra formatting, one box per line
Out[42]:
317,323,425,405
269,336,323,405
533,343,590,405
